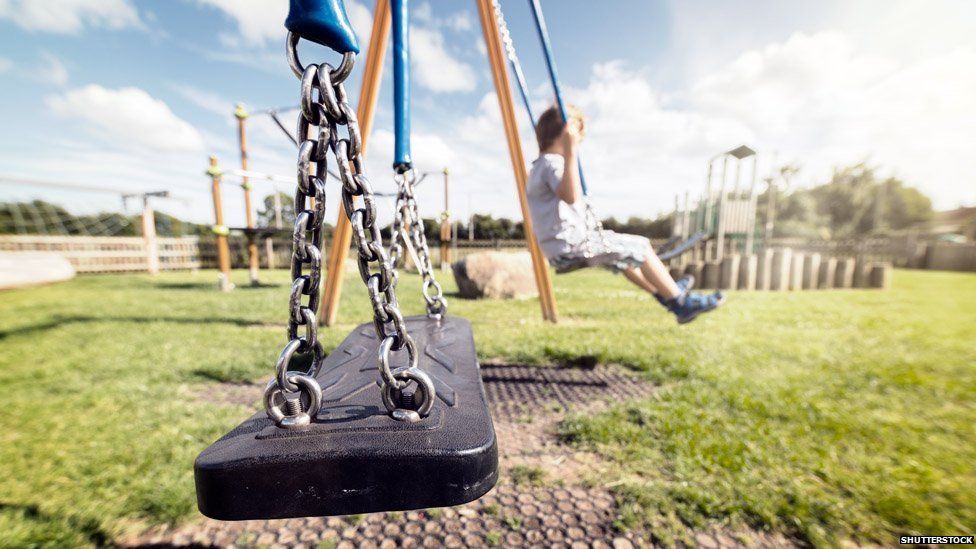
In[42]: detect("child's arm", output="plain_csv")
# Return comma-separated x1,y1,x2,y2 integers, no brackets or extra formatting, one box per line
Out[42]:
555,122,582,205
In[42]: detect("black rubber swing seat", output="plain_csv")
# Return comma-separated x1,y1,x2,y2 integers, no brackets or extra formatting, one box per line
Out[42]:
194,315,498,520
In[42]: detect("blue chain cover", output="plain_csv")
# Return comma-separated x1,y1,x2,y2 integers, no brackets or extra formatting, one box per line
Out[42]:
285,0,361,54
194,315,498,519
391,0,411,169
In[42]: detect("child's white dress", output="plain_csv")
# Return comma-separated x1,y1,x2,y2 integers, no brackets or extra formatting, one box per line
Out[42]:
526,153,651,273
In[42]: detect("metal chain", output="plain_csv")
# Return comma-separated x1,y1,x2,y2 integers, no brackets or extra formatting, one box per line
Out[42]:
389,170,447,318
264,32,436,427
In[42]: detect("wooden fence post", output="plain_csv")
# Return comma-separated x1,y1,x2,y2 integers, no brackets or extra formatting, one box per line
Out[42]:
141,199,159,275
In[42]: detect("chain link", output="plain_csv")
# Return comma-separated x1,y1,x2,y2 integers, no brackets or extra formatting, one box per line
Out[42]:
388,170,447,318
264,32,435,427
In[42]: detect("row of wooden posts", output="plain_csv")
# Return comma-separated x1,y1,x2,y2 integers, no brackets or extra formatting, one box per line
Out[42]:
669,248,892,291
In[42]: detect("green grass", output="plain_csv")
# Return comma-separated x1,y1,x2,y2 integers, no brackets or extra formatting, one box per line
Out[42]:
0,267,973,546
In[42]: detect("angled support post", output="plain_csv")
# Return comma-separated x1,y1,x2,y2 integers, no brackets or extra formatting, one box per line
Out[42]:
320,0,391,326
477,0,557,322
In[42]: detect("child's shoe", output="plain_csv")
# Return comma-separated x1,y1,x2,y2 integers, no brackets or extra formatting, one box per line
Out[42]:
655,275,694,306
667,290,724,324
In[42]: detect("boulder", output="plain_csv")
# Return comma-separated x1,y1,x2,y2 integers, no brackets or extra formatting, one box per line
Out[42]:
0,252,75,290
452,251,538,299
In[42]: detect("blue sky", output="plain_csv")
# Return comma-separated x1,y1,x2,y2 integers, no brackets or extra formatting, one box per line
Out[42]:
1,0,974,228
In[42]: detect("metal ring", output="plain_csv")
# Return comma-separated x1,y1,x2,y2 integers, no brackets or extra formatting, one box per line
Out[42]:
287,32,356,82
381,367,435,420
264,372,322,427
275,337,324,391
378,334,418,390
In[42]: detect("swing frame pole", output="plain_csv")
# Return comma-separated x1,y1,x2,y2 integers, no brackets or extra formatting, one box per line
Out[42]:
208,155,233,292
320,0,392,326
235,104,260,286
477,0,558,322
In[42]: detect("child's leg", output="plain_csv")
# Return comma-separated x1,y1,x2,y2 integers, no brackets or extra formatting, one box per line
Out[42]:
640,248,681,299
623,268,659,294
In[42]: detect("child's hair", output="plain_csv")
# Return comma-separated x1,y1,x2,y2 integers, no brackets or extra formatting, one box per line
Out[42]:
535,103,584,152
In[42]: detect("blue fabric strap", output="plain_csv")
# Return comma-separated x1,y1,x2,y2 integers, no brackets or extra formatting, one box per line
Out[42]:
527,0,589,196
285,0,361,54
391,0,411,170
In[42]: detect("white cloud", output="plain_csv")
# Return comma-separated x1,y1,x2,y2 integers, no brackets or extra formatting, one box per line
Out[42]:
36,51,69,85
446,12,472,32
46,85,205,153
0,57,12,72
346,0,373,46
408,27,976,222
195,0,286,47
170,83,234,119
411,27,476,92
0,0,142,33
688,31,976,208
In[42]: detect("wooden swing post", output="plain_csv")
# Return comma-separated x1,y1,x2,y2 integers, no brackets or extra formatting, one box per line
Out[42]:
235,104,260,285
320,0,392,326
208,155,233,291
476,0,558,322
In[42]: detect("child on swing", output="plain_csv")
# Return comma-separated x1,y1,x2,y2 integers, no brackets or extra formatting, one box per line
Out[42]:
527,105,724,324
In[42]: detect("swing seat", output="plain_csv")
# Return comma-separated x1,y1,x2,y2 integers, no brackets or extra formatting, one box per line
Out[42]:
194,315,497,520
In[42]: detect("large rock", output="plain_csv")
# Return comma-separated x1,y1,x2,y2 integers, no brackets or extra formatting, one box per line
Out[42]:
452,251,538,299
0,252,75,290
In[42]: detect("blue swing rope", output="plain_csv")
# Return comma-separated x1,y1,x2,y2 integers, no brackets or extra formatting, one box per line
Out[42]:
391,0,411,171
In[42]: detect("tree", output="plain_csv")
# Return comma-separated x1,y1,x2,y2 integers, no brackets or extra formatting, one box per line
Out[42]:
257,192,294,230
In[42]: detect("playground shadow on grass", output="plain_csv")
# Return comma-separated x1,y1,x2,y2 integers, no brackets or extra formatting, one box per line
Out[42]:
0,315,275,341
0,501,110,547
154,281,283,290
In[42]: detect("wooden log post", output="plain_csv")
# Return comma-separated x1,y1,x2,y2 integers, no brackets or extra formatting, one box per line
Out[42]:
801,252,821,290
208,155,233,291
702,260,721,289
320,0,391,326
738,254,757,291
869,262,891,289
853,257,872,288
835,257,855,288
719,254,740,290
477,0,558,322
756,248,774,291
235,104,260,286
818,257,837,289
789,252,804,291
770,248,792,291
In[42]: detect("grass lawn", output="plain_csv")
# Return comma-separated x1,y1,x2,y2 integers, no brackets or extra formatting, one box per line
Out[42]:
0,267,973,546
